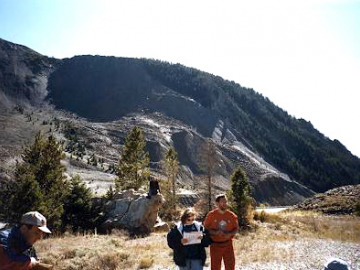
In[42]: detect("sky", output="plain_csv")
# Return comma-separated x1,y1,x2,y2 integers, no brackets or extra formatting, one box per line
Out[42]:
1,0,359,157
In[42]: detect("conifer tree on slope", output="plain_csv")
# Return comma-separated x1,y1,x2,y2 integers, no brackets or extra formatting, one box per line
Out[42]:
62,174,93,232
164,147,179,210
115,126,149,191
5,132,69,229
230,166,254,227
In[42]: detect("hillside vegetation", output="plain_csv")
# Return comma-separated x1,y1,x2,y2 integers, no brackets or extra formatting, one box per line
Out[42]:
141,60,360,192
47,55,360,192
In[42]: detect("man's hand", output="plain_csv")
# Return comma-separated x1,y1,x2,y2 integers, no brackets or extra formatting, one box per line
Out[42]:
31,257,53,269
32,262,53,270
30,257,39,265
181,238,189,245
224,228,238,238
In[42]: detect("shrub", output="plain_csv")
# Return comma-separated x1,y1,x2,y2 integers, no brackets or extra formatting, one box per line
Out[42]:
138,256,154,269
355,202,360,216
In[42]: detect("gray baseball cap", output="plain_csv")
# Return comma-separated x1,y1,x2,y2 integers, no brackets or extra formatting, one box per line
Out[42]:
324,258,350,270
21,211,51,234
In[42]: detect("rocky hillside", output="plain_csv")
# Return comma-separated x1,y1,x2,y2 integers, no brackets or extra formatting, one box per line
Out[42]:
296,184,360,214
1,37,360,205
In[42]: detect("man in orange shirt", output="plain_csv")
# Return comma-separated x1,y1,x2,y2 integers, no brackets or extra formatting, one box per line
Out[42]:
204,194,238,270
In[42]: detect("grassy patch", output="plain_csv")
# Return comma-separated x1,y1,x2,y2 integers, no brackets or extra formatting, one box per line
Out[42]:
254,210,360,242
35,211,359,269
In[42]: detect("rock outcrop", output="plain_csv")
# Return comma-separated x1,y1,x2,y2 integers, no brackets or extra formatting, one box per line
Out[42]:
296,184,360,214
102,189,164,234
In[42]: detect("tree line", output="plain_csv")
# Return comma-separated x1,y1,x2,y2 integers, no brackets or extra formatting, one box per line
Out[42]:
0,127,254,232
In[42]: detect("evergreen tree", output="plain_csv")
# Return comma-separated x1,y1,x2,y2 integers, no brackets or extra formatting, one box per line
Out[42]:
0,177,13,220
90,153,98,166
1,132,69,229
6,166,43,222
230,166,254,228
115,126,149,191
105,185,116,200
355,202,360,216
62,175,93,232
164,147,179,210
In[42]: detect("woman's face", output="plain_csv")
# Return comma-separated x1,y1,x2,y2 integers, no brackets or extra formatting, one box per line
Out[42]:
184,215,195,225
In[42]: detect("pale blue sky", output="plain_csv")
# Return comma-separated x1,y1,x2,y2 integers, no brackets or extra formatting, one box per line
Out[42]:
1,0,359,157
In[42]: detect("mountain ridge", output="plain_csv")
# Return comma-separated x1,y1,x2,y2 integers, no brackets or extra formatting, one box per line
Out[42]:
1,37,359,205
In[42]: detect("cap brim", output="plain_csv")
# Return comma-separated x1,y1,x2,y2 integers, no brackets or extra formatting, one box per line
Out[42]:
38,226,51,234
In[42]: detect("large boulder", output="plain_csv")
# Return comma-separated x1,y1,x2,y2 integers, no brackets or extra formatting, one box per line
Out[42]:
102,189,164,234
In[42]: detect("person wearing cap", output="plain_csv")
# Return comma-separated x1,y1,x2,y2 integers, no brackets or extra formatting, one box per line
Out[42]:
0,211,51,270
324,258,350,270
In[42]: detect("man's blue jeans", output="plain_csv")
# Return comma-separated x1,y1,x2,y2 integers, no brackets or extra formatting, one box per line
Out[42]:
178,259,203,270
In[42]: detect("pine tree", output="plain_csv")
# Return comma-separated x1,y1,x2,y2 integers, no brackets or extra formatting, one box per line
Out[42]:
2,132,69,229
105,185,116,200
230,166,254,228
164,147,179,209
62,175,93,232
115,126,149,191
6,166,43,222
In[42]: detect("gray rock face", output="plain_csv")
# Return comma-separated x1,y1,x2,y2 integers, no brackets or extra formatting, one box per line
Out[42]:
0,38,57,108
252,173,315,205
103,190,164,234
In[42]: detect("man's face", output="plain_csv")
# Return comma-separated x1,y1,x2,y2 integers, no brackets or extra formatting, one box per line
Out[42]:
21,225,44,245
216,197,228,211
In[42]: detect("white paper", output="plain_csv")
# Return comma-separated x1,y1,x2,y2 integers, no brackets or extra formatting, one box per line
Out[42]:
183,231,202,245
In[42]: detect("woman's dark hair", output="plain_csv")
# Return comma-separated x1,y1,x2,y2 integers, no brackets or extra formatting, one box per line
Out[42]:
180,208,196,224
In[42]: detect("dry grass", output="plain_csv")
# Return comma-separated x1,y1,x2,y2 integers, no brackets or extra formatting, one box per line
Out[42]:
36,232,172,270
255,210,360,242
234,211,360,268
35,211,360,270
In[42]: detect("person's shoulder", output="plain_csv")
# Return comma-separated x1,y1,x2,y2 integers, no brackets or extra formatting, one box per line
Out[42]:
170,224,179,231
206,209,219,216
193,221,203,230
167,225,177,236
169,222,182,232
0,227,13,239
226,210,238,219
